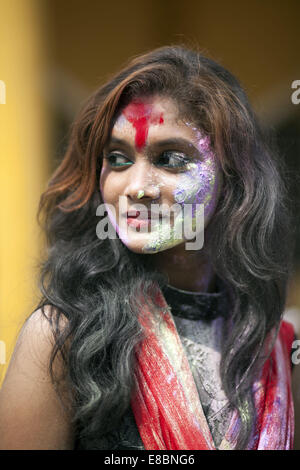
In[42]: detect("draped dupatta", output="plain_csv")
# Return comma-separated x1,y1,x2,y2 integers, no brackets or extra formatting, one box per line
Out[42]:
131,288,295,450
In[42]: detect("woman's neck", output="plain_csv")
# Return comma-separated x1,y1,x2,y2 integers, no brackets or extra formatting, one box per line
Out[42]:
149,245,216,293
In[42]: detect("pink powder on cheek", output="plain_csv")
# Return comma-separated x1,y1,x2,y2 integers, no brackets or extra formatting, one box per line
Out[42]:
122,101,164,150
198,135,211,154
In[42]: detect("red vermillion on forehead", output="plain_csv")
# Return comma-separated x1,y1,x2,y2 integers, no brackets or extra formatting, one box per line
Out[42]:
122,101,164,151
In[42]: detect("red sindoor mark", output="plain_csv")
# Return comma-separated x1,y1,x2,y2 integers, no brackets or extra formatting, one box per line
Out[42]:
123,101,164,150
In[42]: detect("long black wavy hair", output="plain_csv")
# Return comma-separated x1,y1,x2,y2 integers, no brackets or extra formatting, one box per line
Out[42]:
29,44,294,449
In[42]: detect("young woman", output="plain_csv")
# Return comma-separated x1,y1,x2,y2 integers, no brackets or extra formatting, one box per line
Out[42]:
0,45,297,450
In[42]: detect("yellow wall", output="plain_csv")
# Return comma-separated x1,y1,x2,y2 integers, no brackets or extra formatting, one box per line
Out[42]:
0,0,50,384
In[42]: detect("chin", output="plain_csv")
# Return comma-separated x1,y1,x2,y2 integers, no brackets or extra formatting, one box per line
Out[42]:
122,235,186,255
118,234,151,254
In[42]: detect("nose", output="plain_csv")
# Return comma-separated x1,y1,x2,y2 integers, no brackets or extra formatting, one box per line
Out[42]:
124,160,161,202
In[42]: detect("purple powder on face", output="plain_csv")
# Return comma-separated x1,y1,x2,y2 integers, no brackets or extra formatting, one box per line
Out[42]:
174,160,216,218
198,135,211,154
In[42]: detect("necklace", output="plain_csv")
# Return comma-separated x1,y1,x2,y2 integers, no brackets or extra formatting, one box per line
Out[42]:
162,276,229,321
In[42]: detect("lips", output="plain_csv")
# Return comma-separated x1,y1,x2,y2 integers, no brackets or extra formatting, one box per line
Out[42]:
124,207,170,229
127,211,151,220
126,210,151,220
127,210,142,218
125,208,168,220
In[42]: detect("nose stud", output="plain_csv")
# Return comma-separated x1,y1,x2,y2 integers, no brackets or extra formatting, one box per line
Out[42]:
136,186,161,200
137,189,145,199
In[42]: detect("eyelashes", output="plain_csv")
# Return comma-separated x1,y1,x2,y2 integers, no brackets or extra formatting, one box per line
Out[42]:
104,151,191,170
105,153,132,167
156,151,191,168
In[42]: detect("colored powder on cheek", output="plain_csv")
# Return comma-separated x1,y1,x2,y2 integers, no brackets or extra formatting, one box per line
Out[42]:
123,101,164,150
174,160,216,219
198,135,211,153
172,131,218,219
142,222,183,253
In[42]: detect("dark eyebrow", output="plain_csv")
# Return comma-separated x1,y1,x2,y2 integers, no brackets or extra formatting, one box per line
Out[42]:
104,137,133,153
104,136,201,157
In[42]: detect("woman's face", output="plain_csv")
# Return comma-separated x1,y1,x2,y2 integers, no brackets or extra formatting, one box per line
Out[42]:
100,95,222,254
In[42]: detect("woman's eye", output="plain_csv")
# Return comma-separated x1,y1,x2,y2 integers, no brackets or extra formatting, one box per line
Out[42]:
156,151,190,169
106,153,133,167
104,151,190,169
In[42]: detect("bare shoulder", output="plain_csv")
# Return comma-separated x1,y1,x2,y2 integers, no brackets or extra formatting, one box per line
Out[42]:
9,305,70,384
0,305,75,450
23,304,70,343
